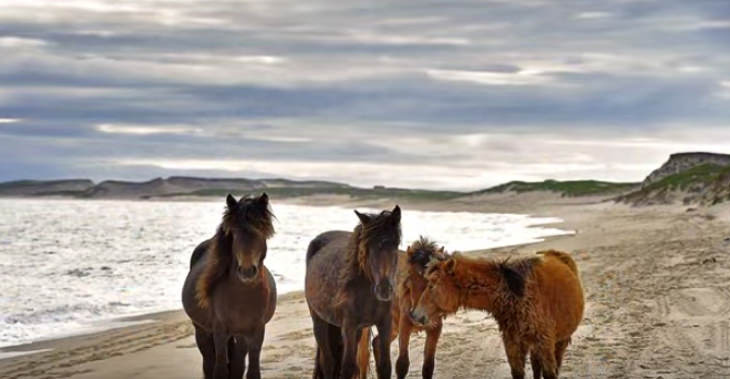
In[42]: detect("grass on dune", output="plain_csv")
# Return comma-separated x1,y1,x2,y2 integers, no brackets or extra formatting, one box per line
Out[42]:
477,179,639,197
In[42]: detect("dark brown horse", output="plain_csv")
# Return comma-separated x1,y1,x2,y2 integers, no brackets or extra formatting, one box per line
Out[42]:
182,193,276,379
357,237,448,379
305,206,402,379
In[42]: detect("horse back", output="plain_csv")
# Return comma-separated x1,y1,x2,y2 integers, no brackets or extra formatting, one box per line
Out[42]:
537,249,579,275
306,230,351,263
190,239,211,269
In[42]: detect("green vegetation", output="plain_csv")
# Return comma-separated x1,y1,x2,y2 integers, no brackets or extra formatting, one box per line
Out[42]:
477,179,639,197
642,163,730,192
617,163,730,206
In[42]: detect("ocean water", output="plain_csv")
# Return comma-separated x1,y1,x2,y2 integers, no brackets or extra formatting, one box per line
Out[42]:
0,198,571,348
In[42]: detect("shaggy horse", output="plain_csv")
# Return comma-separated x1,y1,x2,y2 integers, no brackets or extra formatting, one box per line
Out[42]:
410,250,584,379
182,194,276,379
305,206,402,379
357,237,448,379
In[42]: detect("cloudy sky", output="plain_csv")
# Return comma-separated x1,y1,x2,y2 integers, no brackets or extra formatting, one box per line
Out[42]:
1,0,729,190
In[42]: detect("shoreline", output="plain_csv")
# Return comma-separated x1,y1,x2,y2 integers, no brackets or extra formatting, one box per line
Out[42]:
0,219,572,357
3,196,729,378
0,289,309,360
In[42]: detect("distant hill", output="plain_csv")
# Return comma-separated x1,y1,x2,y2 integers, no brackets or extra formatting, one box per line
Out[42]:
4,152,728,206
475,179,639,197
0,179,94,196
0,176,460,201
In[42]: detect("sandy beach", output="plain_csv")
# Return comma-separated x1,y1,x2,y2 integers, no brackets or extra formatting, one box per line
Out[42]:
2,194,730,378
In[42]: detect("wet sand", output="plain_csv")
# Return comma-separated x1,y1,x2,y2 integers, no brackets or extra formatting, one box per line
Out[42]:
2,194,730,378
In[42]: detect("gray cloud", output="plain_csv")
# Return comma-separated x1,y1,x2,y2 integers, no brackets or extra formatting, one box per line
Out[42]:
1,0,729,189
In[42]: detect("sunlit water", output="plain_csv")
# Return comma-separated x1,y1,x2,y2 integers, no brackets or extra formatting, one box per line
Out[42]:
0,198,571,348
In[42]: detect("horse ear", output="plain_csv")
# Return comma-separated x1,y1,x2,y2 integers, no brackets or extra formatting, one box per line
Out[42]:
391,205,401,223
258,192,269,207
226,194,237,210
354,210,371,225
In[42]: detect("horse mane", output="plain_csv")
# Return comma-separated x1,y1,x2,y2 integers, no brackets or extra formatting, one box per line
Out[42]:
196,196,275,309
399,237,447,304
408,236,442,268
498,257,540,297
442,254,542,299
338,210,401,293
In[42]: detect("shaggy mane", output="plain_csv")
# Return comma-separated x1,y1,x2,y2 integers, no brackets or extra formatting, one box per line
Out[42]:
408,236,443,269
435,254,542,299
498,257,540,297
196,196,275,309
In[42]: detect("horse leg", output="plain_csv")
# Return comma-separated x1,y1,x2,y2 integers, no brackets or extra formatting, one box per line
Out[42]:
313,348,323,379
503,334,528,379
195,325,215,379
357,327,370,379
394,316,412,379
339,321,361,379
374,318,392,379
311,313,337,379
244,327,265,379
422,323,442,379
529,351,542,379
329,323,344,377
534,340,557,379
229,337,247,379
554,338,570,376
213,333,231,379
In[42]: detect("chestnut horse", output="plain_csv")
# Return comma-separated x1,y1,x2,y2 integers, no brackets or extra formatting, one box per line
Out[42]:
357,237,448,379
410,250,584,379
305,206,402,379
182,193,276,379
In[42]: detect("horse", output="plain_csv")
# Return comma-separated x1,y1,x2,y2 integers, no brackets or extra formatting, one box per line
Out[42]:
305,206,402,379
410,250,584,379
182,193,276,379
356,237,448,379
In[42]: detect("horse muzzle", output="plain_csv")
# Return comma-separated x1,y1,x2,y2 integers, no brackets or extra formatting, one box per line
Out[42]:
237,265,259,282
374,280,394,302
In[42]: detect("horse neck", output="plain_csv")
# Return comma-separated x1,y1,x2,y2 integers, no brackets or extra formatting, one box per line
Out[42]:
452,259,502,314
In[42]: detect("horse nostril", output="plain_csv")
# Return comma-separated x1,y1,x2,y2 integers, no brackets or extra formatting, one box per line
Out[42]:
379,281,393,294
239,266,258,278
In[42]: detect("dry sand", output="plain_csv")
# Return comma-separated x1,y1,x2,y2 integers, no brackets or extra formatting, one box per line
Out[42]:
2,194,730,378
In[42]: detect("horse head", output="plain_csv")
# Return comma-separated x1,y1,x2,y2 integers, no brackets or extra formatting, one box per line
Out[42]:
223,193,275,283
354,205,402,302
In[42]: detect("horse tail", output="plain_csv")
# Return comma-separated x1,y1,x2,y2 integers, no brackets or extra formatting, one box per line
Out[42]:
190,239,210,269
537,249,579,275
